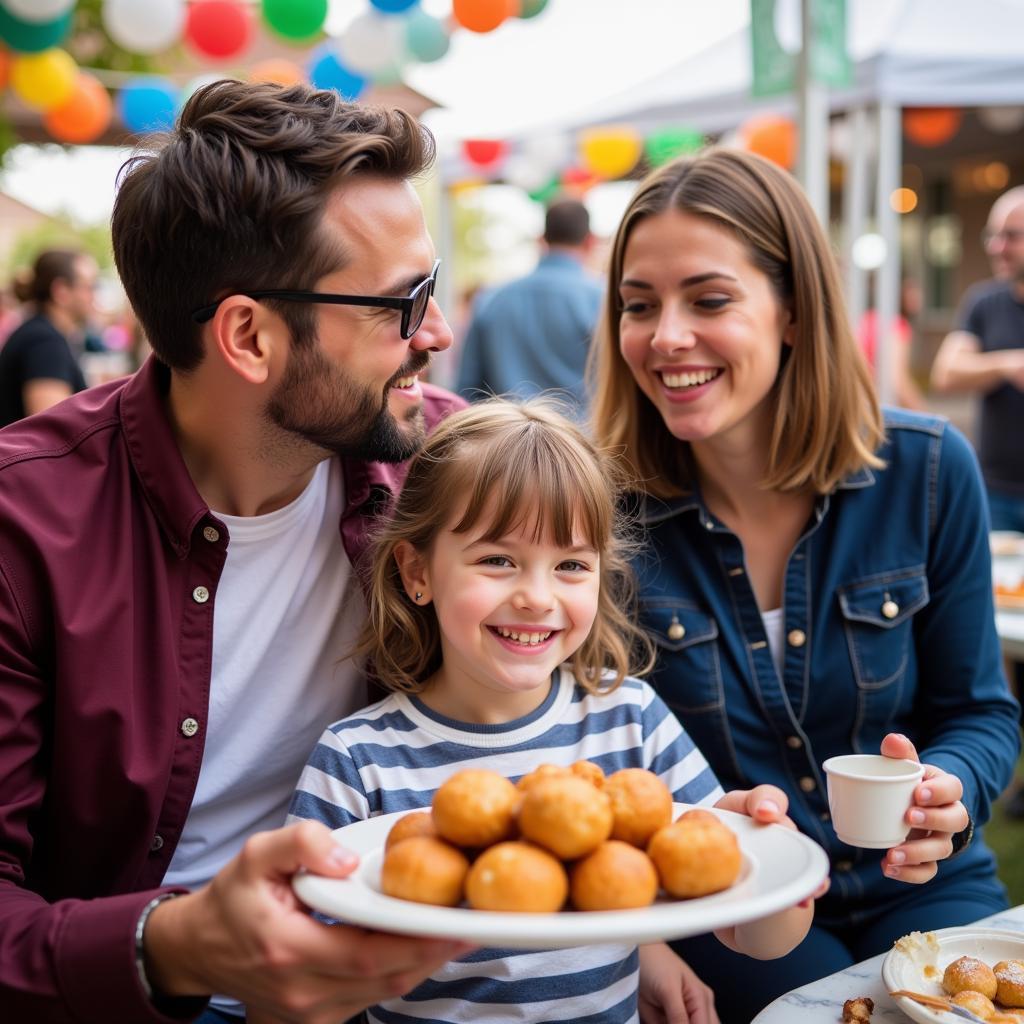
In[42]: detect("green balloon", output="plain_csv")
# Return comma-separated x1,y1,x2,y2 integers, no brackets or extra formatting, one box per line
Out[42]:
0,7,71,53
406,10,450,64
519,0,550,17
261,0,328,42
527,176,561,205
644,127,705,167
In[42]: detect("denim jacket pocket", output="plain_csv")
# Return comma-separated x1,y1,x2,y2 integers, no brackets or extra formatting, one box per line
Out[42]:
838,569,929,690
639,598,723,712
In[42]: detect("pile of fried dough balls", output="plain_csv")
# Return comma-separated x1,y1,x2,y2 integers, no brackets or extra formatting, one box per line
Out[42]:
942,955,1024,1020
379,763,742,913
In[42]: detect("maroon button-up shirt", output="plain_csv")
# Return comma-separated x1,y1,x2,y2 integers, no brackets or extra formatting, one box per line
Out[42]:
0,357,463,1021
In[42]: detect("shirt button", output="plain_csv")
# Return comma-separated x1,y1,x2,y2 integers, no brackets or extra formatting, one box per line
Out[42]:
150,834,164,852
192,586,210,604
787,629,807,647
820,811,831,822
881,599,899,619
202,526,220,543
799,776,816,793
834,860,853,872
704,519,715,530
181,717,200,738
667,618,686,641
786,735,803,749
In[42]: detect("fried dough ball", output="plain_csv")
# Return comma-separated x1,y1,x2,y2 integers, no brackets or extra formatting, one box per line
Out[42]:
432,769,518,848
380,836,469,908
571,760,605,789
603,768,673,848
465,841,568,912
994,960,1024,1007
943,956,998,1000
518,776,613,859
676,808,720,825
569,840,659,911
951,991,996,1019
516,764,570,793
385,810,437,851
647,815,741,898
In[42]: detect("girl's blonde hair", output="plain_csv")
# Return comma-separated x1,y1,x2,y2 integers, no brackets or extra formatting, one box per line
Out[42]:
590,148,884,498
358,398,653,695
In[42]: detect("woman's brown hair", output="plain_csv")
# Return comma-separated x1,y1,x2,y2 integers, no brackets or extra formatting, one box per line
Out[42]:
359,398,653,695
12,250,83,306
590,148,884,497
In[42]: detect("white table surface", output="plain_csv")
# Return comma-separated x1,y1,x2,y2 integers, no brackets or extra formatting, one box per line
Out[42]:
751,904,1024,1022
994,548,1024,661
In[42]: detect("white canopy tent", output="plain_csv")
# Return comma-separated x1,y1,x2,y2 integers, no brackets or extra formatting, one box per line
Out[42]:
562,0,1024,402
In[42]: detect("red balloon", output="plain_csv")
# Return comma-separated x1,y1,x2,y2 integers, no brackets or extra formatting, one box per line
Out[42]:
44,73,112,144
185,0,253,61
560,166,598,196
462,138,508,169
0,48,10,91
903,108,961,148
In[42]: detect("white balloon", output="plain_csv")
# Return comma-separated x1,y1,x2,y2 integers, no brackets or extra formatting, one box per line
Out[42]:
101,0,186,56
503,153,556,194
851,232,887,271
336,11,405,77
979,106,1024,134
521,132,571,170
2,0,75,24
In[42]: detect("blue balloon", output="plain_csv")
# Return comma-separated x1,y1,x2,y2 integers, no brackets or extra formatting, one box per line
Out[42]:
307,48,366,101
405,10,449,63
118,78,179,135
369,0,419,12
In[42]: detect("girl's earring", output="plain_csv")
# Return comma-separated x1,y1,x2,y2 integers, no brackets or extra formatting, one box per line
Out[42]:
414,592,423,602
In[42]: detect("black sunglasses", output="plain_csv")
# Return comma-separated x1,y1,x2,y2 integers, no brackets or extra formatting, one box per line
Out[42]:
191,259,441,340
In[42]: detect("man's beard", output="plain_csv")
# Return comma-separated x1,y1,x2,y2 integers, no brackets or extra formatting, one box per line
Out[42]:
266,342,428,464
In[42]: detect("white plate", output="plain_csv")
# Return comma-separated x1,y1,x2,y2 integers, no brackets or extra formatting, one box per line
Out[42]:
882,927,1024,1023
292,804,829,949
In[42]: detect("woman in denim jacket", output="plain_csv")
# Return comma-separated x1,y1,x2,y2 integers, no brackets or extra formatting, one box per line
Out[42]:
591,149,1021,1023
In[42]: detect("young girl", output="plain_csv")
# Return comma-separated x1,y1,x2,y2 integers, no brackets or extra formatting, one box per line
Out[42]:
285,399,818,1024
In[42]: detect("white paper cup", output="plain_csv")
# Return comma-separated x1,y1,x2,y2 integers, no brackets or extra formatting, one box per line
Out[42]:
822,754,924,849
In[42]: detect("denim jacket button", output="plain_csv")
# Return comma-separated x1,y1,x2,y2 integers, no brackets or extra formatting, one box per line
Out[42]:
834,860,853,872
799,776,816,792
882,599,899,619
787,629,807,647
667,617,686,641
786,735,803,749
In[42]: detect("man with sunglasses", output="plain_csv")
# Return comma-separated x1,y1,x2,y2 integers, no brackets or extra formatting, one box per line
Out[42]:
0,81,466,1023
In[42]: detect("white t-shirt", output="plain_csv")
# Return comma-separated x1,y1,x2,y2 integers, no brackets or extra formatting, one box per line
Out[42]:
761,606,785,678
163,457,366,893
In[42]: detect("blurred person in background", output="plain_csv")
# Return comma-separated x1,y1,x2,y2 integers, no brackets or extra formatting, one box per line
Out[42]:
856,276,928,410
933,185,1024,821
0,249,94,426
456,197,602,412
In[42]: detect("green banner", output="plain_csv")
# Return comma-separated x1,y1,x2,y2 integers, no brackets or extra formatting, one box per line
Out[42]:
751,0,852,97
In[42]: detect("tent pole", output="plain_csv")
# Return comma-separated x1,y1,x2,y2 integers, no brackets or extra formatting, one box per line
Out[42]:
843,105,870,331
797,0,829,224
874,101,901,408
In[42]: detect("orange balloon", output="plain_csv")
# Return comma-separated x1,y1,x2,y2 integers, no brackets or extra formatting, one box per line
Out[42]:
453,0,516,33
248,58,306,86
43,73,112,144
741,115,797,170
903,107,961,148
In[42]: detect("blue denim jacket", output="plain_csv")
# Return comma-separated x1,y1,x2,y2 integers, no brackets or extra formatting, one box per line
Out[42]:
634,410,1020,924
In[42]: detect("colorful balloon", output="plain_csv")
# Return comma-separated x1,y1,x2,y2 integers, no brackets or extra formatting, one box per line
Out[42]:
2,0,74,24
369,0,419,11
578,126,642,180
307,47,366,100
0,6,72,52
44,73,113,143
903,107,962,147
336,11,405,77
518,0,549,17
452,0,515,34
740,114,797,169
644,126,704,167
261,0,327,42
405,9,449,63
0,47,10,89
102,0,186,56
10,47,77,111
185,0,253,60
118,77,179,134
248,58,306,86
462,138,508,169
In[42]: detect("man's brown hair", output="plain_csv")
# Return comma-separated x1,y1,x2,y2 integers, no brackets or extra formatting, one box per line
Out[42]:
111,79,435,371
